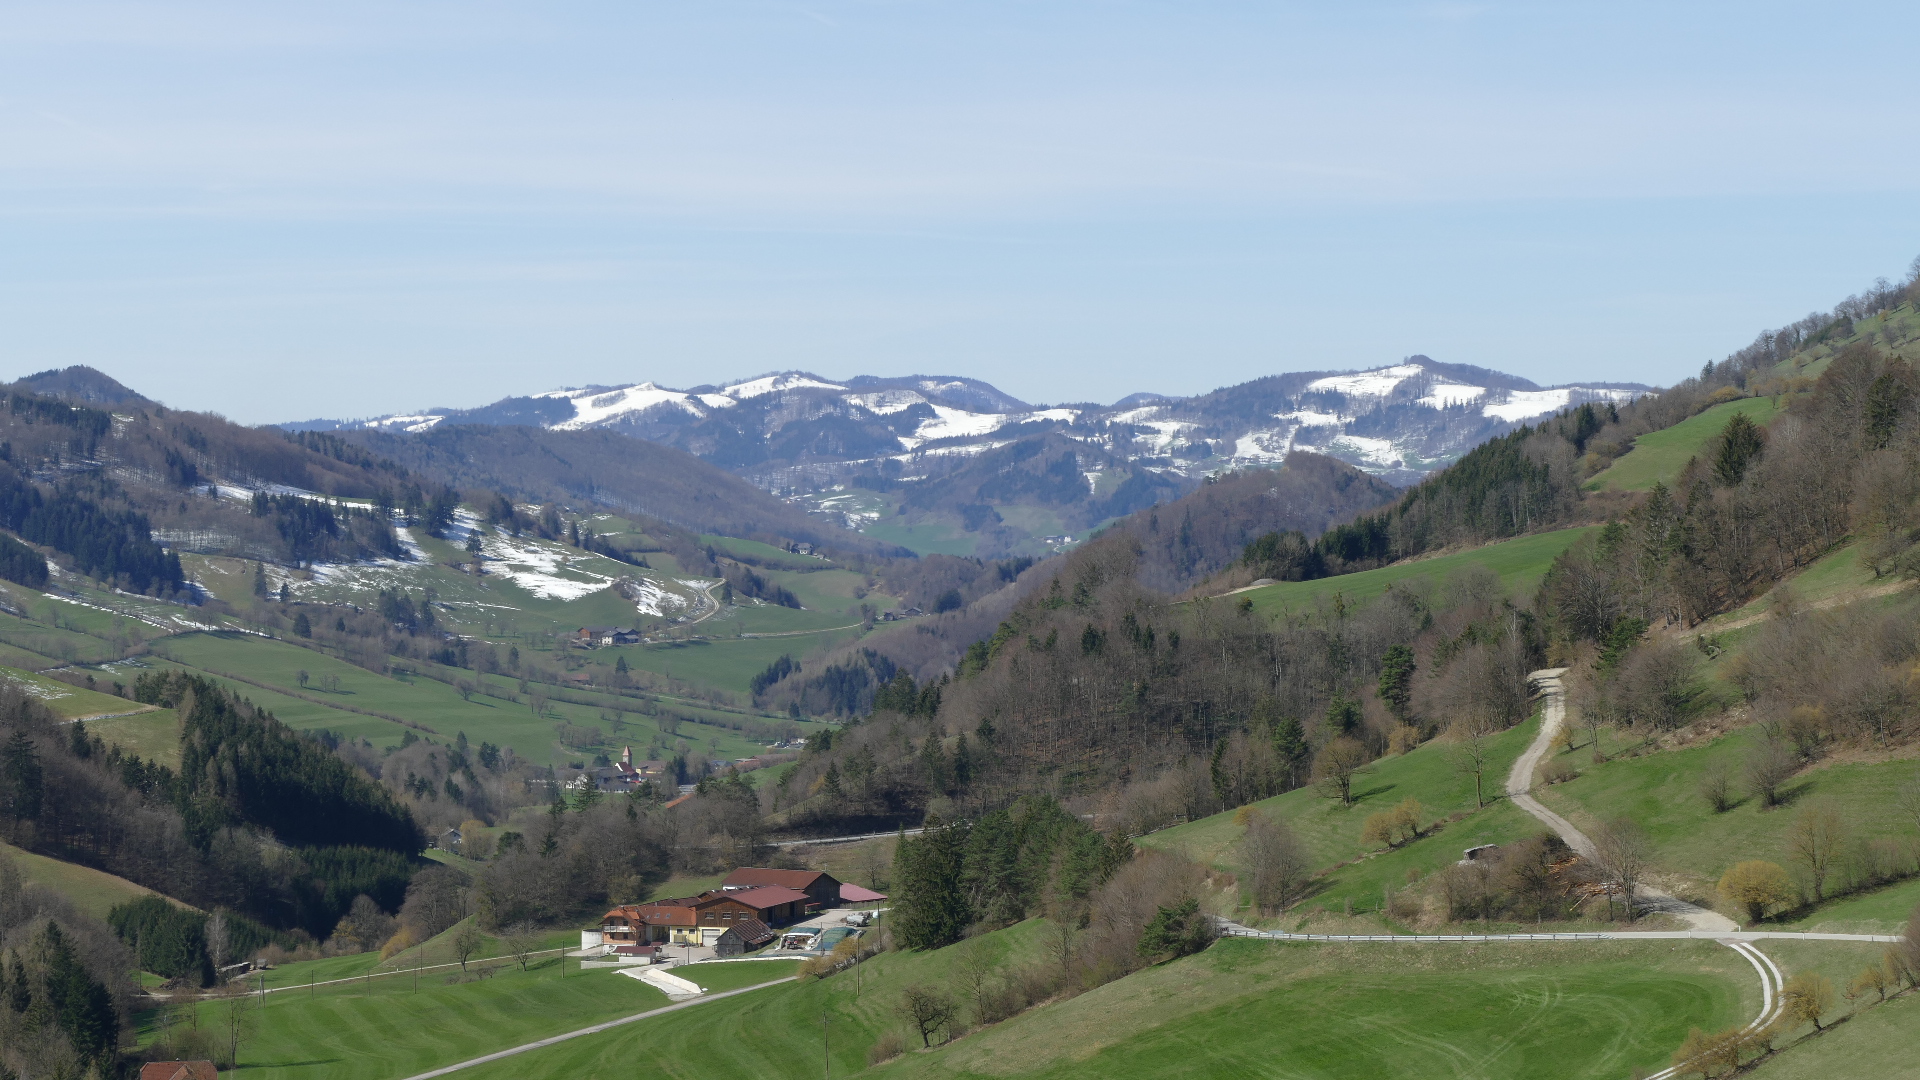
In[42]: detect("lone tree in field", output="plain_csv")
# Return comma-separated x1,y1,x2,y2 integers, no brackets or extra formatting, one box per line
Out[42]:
896,984,957,1047
1787,800,1848,902
1594,819,1651,919
1743,735,1797,808
503,924,540,971
1312,737,1369,807
1718,861,1795,926
1240,810,1311,913
1780,971,1835,1031
453,922,484,972
1447,719,1497,810
218,985,259,1069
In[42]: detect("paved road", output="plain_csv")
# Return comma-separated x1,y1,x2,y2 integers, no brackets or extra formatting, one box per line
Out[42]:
772,826,924,848
394,975,798,1080
1516,668,1738,933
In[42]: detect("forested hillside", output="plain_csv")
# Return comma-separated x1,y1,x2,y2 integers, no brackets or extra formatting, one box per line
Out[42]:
754,452,1399,721
774,268,1920,841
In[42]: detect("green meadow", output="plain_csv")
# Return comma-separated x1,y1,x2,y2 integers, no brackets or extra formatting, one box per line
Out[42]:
1141,717,1542,916
1243,527,1595,616
3,840,190,921
1585,396,1782,492
1532,726,1920,931
442,927,1751,1080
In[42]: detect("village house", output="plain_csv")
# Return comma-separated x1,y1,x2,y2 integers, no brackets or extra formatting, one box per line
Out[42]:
574,625,640,647
577,747,669,793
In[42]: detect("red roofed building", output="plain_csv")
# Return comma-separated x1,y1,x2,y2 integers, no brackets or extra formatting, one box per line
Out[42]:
721,867,843,909
595,885,813,949
839,883,888,904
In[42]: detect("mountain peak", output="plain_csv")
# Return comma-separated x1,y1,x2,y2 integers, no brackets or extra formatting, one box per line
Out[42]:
12,365,155,408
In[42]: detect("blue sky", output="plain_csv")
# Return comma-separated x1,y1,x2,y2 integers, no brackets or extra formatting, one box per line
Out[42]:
2,2,1918,422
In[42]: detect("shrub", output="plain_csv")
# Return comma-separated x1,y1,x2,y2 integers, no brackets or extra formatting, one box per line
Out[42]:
1781,971,1835,1031
866,1030,905,1065
1717,861,1794,925
1360,812,1398,849
1540,759,1579,785
1698,760,1733,812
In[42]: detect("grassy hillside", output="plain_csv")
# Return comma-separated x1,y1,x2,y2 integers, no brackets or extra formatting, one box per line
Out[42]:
1749,991,1920,1080
1531,724,1920,932
2,840,193,920
81,707,183,768
1584,396,1782,492
140,631,824,769
439,929,1751,1080
1243,526,1594,615
151,952,785,1080
1140,717,1540,916
891,939,1752,1080
0,665,151,719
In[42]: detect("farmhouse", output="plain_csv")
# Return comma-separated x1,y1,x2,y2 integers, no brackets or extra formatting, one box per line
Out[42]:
721,867,842,909
575,625,640,647
593,885,812,949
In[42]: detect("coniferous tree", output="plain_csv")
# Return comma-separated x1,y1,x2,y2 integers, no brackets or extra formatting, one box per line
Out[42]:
0,726,41,823
1377,645,1416,724
892,815,972,950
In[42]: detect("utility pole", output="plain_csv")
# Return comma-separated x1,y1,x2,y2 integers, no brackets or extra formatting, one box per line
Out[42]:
822,1012,831,1079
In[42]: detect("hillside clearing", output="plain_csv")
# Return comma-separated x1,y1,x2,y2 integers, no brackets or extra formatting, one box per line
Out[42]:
1585,397,1782,493
2,840,193,921
1243,527,1595,615
1141,716,1541,915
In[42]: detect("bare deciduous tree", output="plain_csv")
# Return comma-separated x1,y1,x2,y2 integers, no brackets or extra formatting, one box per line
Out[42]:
503,923,541,971
896,984,957,1047
952,935,997,1008
1781,971,1835,1031
1744,735,1798,809
1698,760,1733,813
1312,737,1369,807
452,922,484,972
1787,800,1848,902
1240,810,1311,914
1594,819,1651,919
218,984,259,1069
1447,720,1497,810
205,910,231,975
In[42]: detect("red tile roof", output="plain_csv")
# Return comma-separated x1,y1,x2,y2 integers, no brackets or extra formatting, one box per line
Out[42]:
717,885,811,909
718,917,776,947
839,883,888,903
604,903,697,927
722,867,835,892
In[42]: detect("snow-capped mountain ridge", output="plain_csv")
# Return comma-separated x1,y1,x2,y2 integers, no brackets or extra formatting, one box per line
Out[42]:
286,358,1648,491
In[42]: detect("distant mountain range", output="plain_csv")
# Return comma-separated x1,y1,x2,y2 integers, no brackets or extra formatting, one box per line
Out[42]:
288,359,1645,484
283,358,1648,556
